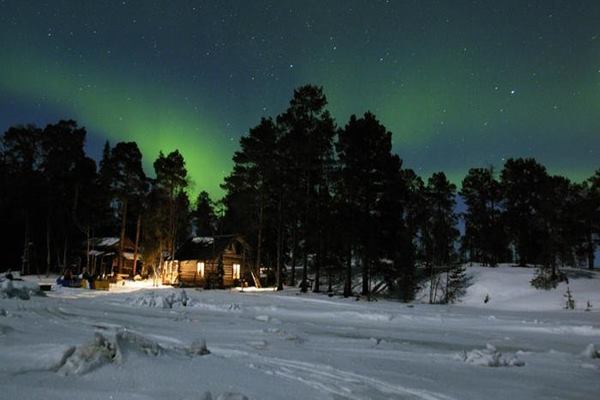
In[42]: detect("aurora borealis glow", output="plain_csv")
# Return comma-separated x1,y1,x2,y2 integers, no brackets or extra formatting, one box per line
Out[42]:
1,1,599,196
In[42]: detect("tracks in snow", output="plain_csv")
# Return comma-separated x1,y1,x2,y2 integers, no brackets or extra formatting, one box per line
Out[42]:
214,348,456,400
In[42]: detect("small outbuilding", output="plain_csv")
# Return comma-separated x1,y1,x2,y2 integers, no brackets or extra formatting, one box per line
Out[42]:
85,237,141,277
163,234,252,288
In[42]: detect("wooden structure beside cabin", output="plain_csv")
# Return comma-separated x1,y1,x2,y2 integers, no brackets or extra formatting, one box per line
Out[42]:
163,235,251,287
85,237,141,277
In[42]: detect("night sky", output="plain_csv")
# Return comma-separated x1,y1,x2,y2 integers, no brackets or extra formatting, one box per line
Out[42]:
1,0,598,196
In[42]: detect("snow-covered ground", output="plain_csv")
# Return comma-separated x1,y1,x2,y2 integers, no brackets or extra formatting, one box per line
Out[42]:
1,266,599,400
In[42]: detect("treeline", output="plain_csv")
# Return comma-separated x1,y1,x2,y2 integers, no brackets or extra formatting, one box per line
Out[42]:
221,85,600,299
0,120,215,277
1,85,599,300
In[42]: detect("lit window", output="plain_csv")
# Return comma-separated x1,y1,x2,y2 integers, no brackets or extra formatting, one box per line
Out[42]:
233,263,241,280
197,262,205,277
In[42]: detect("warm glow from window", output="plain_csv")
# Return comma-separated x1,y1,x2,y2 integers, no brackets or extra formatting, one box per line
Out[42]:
233,263,241,280
197,262,205,277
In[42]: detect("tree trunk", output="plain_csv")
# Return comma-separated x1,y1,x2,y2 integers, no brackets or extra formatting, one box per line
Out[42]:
118,198,128,275
588,231,595,270
344,246,352,297
132,214,142,278
276,194,284,291
361,254,369,296
290,223,297,287
444,270,450,304
301,173,310,293
170,194,177,263
428,262,435,304
85,226,91,272
301,250,308,293
46,213,51,276
313,224,321,293
313,251,321,292
255,193,264,280
63,236,68,272
21,213,29,275
313,185,322,293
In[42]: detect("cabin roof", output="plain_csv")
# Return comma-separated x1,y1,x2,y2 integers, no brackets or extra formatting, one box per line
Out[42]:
174,234,247,261
86,237,136,251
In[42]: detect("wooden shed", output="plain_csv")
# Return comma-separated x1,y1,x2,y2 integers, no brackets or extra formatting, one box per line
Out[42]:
85,237,141,277
163,235,251,288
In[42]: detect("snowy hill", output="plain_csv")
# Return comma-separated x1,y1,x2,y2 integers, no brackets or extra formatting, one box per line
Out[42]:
460,265,600,311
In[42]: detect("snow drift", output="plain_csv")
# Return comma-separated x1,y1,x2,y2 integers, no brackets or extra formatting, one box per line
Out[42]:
0,278,44,300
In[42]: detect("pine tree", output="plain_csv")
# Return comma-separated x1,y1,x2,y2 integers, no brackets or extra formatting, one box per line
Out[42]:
95,141,117,236
221,117,281,288
1,125,44,273
445,264,467,303
194,191,217,237
110,142,147,275
564,286,575,310
153,150,188,260
336,113,410,295
422,172,459,303
581,170,600,269
460,167,508,266
500,158,548,266
277,85,336,293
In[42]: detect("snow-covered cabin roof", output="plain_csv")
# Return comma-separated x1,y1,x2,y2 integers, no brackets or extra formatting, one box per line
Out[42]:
174,235,249,261
192,237,215,245
86,237,135,251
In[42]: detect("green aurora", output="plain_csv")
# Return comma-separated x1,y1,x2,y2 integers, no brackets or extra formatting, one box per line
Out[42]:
1,49,235,196
1,1,599,197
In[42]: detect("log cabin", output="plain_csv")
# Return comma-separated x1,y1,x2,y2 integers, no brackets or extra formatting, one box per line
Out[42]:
163,234,251,288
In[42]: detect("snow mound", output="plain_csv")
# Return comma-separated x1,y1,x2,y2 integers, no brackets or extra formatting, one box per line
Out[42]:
57,333,117,376
0,278,44,300
582,344,600,359
131,290,189,309
181,392,248,400
459,343,525,367
56,329,209,376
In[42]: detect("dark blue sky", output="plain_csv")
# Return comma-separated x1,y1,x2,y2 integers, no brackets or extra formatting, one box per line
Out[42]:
1,0,598,195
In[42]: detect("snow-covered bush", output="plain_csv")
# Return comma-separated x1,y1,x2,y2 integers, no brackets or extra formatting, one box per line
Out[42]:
459,344,525,367
530,267,565,290
131,290,189,309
